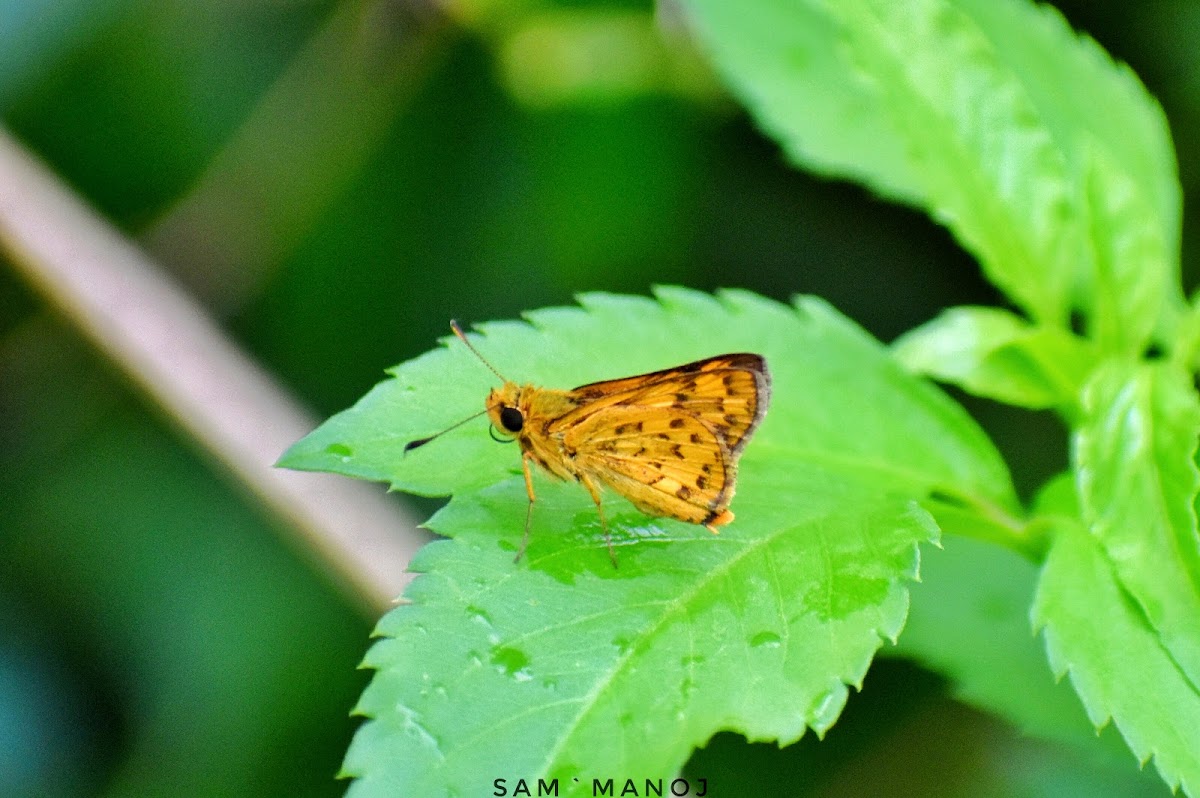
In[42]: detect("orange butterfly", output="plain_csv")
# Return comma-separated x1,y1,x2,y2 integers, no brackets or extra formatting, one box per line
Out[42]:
406,322,771,565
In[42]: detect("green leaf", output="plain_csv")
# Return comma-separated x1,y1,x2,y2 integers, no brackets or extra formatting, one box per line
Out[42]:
1073,360,1200,689
1078,142,1176,353
1030,369,1200,797
670,0,922,206
893,305,1097,412
1034,518,1200,797
349,480,936,796
678,0,1183,345
1176,293,1200,372
283,289,1019,794
953,0,1183,350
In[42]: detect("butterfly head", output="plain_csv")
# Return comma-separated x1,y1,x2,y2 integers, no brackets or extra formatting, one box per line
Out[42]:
486,382,526,438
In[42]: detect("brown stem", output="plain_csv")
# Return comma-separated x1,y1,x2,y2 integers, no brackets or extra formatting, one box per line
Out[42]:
0,129,427,615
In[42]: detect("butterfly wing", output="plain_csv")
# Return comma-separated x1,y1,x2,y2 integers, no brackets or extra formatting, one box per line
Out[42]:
562,406,738,526
550,353,770,456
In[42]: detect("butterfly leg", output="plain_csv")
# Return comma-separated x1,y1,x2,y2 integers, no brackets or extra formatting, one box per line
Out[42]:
515,452,536,563
579,473,617,568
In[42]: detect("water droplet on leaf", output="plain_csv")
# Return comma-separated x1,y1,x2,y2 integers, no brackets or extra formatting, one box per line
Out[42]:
750,631,782,648
491,646,532,681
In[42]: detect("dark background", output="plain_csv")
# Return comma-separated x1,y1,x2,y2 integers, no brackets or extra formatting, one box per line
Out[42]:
0,1,1195,795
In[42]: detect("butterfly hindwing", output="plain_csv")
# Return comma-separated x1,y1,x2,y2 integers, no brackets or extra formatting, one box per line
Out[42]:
562,406,735,524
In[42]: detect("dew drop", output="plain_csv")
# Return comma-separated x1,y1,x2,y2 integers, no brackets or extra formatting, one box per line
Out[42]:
491,646,532,681
324,442,354,460
394,703,442,755
750,631,782,649
466,605,494,629
809,684,849,737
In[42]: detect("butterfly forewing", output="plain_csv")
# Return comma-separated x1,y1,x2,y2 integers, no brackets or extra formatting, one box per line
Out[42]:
550,353,770,454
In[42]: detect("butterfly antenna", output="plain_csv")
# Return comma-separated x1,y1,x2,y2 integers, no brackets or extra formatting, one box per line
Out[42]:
404,408,490,453
450,320,509,383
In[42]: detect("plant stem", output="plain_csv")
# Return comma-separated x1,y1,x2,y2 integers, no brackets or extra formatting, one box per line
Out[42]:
0,130,426,615
923,489,1048,562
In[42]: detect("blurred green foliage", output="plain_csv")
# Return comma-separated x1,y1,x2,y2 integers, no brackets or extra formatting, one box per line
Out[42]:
0,0,1195,796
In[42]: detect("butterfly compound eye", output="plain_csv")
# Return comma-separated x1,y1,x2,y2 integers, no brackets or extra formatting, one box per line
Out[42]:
499,406,525,433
